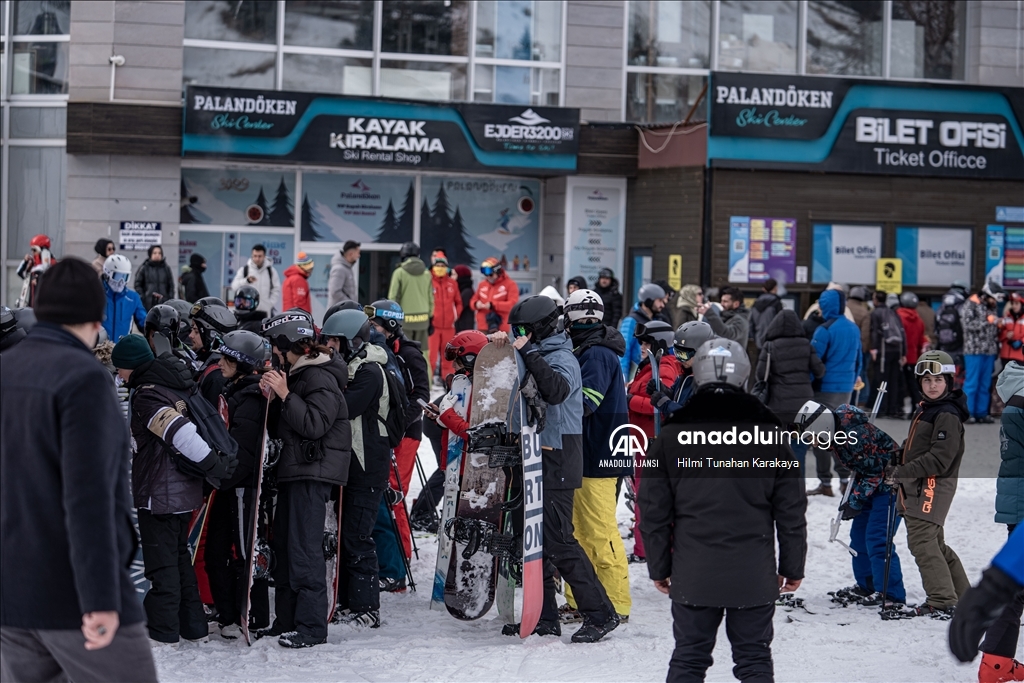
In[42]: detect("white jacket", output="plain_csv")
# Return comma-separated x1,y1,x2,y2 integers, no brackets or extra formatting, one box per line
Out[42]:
230,258,281,313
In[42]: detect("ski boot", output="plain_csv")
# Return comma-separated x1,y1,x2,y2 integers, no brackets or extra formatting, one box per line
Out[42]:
627,553,646,564
571,613,620,643
558,603,583,624
979,653,1024,683
891,603,955,620
533,619,561,637
278,631,326,648
828,584,872,607
335,609,381,628
379,576,407,593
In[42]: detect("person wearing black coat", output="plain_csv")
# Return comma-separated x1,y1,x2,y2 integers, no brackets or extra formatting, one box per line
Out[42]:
180,252,210,303
639,341,807,683
134,245,176,310
454,264,476,332
0,258,156,682
594,270,623,329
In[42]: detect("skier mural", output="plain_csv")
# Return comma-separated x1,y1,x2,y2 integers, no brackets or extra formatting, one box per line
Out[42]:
301,174,416,245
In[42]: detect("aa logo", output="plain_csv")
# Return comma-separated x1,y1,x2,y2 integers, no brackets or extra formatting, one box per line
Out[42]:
609,424,648,461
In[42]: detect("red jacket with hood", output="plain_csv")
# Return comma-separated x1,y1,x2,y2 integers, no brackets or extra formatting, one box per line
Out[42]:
469,272,519,332
896,306,926,364
282,264,311,313
432,273,463,329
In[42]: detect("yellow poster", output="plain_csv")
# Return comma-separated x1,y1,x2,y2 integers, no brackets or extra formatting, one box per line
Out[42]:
876,258,902,294
668,254,682,291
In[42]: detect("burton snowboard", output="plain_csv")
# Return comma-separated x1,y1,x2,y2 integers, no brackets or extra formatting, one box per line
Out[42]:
325,491,343,622
431,373,472,610
239,385,272,645
444,343,519,620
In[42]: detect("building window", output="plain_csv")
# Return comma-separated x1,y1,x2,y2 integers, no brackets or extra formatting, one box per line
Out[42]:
806,1,884,77
381,0,469,56
891,0,966,80
283,1,374,51
626,72,706,124
718,0,799,74
628,0,711,69
475,0,561,62
184,0,277,44
9,0,69,95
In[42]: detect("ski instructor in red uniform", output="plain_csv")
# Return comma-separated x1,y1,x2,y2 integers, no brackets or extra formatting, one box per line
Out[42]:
470,256,518,333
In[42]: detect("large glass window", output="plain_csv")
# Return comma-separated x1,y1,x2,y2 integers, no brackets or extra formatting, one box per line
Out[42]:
380,60,466,101
381,1,469,56
807,1,884,76
12,0,68,36
476,0,561,62
891,0,966,80
183,47,275,89
184,0,277,44
7,146,66,260
626,73,706,124
284,1,373,50
628,0,711,69
282,54,372,95
719,0,798,73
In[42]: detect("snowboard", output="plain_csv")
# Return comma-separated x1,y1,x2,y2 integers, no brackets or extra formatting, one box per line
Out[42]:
431,373,472,610
444,342,519,620
239,386,272,646
130,509,150,602
325,490,343,622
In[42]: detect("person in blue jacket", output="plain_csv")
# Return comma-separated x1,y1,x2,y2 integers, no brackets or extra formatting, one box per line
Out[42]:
949,524,1024,679
101,254,146,342
619,282,666,381
808,288,863,496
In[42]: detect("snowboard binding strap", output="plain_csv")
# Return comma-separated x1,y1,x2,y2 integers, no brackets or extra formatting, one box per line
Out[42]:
252,540,275,581
466,422,523,468
322,530,338,561
445,517,521,561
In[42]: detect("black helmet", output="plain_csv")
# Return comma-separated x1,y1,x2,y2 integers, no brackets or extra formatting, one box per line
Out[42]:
635,320,675,352
321,309,373,360
399,241,419,260
197,296,226,308
262,311,317,352
673,321,716,360
145,304,181,341
598,268,614,280
0,306,24,351
234,285,260,312
508,295,560,341
638,282,666,309
163,299,194,343
322,300,362,327
283,307,314,324
191,300,238,349
899,291,919,308
365,299,404,335
218,330,269,370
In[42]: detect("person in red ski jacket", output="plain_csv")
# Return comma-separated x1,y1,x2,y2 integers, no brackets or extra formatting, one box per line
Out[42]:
625,321,681,562
999,292,1024,363
469,257,518,333
425,331,488,457
281,252,313,313
897,292,927,406
429,254,463,377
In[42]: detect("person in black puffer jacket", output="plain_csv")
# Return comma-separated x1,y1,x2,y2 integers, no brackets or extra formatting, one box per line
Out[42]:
204,331,271,639
134,245,176,310
756,309,825,478
259,314,351,649
454,264,475,332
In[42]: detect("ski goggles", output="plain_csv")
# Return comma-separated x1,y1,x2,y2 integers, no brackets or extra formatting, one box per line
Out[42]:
480,265,497,276
675,346,697,362
444,344,468,362
511,324,531,339
915,359,956,376
363,304,403,322
108,271,130,285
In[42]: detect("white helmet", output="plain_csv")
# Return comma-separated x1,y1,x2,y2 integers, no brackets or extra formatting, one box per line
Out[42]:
796,400,835,437
103,254,132,293
538,285,565,308
564,288,604,324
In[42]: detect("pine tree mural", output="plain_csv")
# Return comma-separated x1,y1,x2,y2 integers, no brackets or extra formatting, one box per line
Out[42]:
300,194,326,241
253,186,272,225
394,181,415,243
421,184,452,261
268,176,294,227
180,178,199,224
448,206,475,266
419,198,432,246
375,200,399,242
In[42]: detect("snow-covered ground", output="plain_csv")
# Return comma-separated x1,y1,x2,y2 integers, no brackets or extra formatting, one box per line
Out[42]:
153,419,1014,682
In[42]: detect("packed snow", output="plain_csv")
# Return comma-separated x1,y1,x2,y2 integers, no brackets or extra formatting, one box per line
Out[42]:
151,419,1013,682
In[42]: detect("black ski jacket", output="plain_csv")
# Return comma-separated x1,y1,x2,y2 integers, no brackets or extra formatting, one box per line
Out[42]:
273,352,351,486
222,373,267,489
394,334,429,440
343,344,391,489
594,279,624,329
235,309,268,334
134,258,176,310
639,386,807,608
1,323,144,629
456,274,475,332
755,310,825,422
195,351,228,408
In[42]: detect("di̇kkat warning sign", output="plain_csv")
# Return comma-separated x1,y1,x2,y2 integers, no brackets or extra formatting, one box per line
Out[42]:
119,221,161,250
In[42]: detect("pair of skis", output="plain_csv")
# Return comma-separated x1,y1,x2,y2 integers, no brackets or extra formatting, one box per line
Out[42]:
430,343,543,637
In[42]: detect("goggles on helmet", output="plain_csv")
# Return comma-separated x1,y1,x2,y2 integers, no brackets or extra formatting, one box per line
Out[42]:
915,359,956,376
675,346,697,362
481,265,497,276
511,324,531,339
363,304,402,322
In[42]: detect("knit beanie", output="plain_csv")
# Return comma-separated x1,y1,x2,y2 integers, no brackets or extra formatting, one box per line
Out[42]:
94,238,113,257
34,257,107,325
454,264,472,279
296,252,314,271
111,334,154,370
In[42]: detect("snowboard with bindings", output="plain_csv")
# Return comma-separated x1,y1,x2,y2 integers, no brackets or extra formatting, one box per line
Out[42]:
431,373,472,610
515,360,544,638
444,342,519,620
238,386,272,646
325,490,343,622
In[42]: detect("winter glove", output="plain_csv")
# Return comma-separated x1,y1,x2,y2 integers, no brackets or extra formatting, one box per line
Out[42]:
650,390,670,410
840,504,862,521
883,465,899,487
1012,339,1022,350
520,374,548,431
428,318,435,336
948,566,1023,663
645,379,658,396
199,450,239,489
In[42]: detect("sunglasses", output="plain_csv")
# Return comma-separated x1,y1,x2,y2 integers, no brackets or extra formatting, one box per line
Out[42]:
915,359,956,376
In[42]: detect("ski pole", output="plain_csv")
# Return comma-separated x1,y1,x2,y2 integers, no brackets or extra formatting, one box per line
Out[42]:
386,496,417,592
869,381,888,424
390,453,419,561
412,450,440,526
652,348,663,439
880,486,898,611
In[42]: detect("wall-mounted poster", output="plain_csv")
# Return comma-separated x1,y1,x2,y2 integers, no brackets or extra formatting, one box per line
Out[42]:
1000,226,1024,288
178,231,226,299
300,173,416,244
728,216,796,285
419,177,540,284
895,226,971,286
812,224,881,284
986,226,1005,287
563,177,626,289
180,168,296,227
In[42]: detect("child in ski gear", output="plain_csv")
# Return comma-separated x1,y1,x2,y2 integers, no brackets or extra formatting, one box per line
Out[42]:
498,294,619,643
619,282,665,380
281,252,314,313
470,256,518,334
961,281,1003,423
429,255,463,377
259,313,350,648
885,350,970,618
562,289,632,621
388,242,434,347
640,338,806,683
101,254,147,343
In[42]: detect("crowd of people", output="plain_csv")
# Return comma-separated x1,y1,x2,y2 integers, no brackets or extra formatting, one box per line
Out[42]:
2,237,1023,683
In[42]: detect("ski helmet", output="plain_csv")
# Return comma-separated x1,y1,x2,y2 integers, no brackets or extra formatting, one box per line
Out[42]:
538,285,565,309
637,282,666,310
673,321,716,361
365,299,404,335
29,234,51,250
197,296,227,308
564,288,605,327
691,338,750,389
885,292,900,309
145,304,181,343
163,299,194,343
444,330,488,371
399,241,419,260
262,311,317,353
634,320,675,353
508,295,560,341
0,306,24,351
915,350,956,394
480,257,503,277
982,279,1005,302
950,280,969,297
322,300,362,328
234,285,260,312
795,400,836,438
598,268,614,280
899,291,919,308
321,309,373,360
849,286,869,302
190,300,238,348
102,254,132,293
218,330,269,370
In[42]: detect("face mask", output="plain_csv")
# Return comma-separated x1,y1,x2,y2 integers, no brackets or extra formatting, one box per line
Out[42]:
107,272,129,293
432,265,448,277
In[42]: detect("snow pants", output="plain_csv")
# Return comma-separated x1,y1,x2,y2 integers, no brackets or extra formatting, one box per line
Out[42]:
373,496,406,582
871,356,903,417
904,516,971,610
1,623,157,683
205,487,269,629
964,354,996,418
429,326,456,377
849,493,906,602
410,419,444,524
669,601,775,683
565,478,632,617
138,509,208,643
271,480,332,639
981,523,1024,658
338,486,383,613
389,437,420,559
541,488,615,624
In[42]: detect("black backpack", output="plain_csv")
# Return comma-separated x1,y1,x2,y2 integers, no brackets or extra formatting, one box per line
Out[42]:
936,295,963,351
374,363,408,449
151,384,239,483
